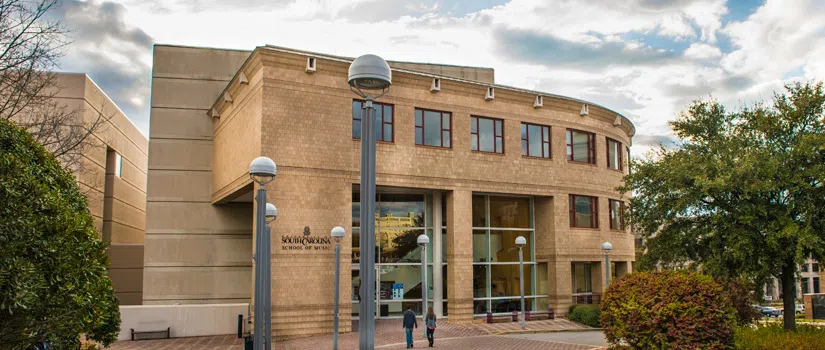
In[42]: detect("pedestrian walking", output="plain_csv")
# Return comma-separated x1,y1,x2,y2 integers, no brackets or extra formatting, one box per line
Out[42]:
425,307,437,347
402,306,418,348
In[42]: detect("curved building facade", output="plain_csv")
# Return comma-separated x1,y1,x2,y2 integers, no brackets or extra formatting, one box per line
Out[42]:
145,44,635,339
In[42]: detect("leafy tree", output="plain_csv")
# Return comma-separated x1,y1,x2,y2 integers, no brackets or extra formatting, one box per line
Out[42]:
622,82,825,331
0,118,120,348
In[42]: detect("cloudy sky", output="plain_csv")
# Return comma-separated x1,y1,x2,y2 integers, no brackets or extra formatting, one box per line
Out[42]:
52,0,825,156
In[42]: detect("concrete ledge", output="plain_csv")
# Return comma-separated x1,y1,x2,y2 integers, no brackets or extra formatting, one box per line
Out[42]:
118,303,248,340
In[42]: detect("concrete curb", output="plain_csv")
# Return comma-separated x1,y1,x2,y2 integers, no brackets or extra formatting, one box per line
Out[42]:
495,327,602,335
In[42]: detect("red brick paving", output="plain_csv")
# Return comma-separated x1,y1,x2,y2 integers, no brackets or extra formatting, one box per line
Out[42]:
107,318,594,350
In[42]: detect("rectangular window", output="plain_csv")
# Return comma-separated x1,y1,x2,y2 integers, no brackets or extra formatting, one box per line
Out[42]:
802,264,809,272
114,153,122,178
814,263,820,272
607,138,623,170
352,100,393,142
415,108,451,148
803,278,810,294
569,195,598,228
521,123,551,158
471,116,503,154
566,129,595,164
815,277,821,293
572,262,592,293
609,199,624,230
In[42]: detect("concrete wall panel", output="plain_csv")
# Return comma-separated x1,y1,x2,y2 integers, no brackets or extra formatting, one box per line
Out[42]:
144,235,251,267
148,139,213,171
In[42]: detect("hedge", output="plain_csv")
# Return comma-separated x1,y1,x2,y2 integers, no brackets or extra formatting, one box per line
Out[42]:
568,304,601,327
600,270,737,349
735,324,825,350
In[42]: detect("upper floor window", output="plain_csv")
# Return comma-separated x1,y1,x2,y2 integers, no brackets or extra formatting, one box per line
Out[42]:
607,138,623,170
814,263,820,273
471,116,503,154
803,264,810,272
569,195,598,228
114,153,122,178
567,129,595,164
352,100,393,142
521,123,551,158
609,199,624,230
415,108,451,148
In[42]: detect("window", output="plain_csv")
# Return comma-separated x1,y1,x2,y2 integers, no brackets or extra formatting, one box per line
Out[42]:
814,263,820,272
572,262,592,293
415,108,451,148
471,116,503,154
566,129,595,164
569,195,598,228
352,100,393,142
521,123,550,158
803,278,810,294
609,199,624,230
815,277,821,293
802,264,809,272
472,195,539,314
114,153,122,178
607,138,623,170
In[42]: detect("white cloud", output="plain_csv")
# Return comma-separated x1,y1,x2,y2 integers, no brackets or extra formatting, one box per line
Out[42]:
683,43,722,60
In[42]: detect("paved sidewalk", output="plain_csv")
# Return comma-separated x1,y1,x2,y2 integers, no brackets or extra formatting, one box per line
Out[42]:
108,318,593,350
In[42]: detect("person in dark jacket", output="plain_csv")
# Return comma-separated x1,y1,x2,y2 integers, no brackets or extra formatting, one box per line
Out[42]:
425,307,437,347
402,306,418,348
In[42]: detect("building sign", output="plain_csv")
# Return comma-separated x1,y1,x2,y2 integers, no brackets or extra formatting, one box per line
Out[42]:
281,226,332,251
392,283,404,300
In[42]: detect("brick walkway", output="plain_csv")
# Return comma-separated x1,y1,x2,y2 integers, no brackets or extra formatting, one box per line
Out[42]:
108,318,593,350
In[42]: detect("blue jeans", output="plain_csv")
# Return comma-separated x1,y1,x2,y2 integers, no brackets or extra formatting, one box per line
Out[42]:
405,327,413,346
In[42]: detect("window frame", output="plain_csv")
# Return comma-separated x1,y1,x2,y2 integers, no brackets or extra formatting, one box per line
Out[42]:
609,199,625,230
352,99,394,143
569,194,599,229
415,108,452,149
606,137,623,171
471,116,504,154
114,153,123,178
521,122,551,159
566,129,596,164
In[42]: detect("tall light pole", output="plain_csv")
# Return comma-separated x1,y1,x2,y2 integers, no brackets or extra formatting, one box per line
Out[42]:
249,157,277,350
515,236,527,330
348,54,391,350
417,234,430,337
331,226,346,350
602,242,613,290
264,203,277,350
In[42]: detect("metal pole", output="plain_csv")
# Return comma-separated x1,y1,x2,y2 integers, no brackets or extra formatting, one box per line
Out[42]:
605,253,610,289
265,221,272,350
359,98,377,350
421,245,427,338
519,247,525,330
333,239,341,350
254,187,266,349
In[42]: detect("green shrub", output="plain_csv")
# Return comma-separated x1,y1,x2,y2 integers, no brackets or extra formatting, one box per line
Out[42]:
735,324,825,350
568,304,600,327
720,278,760,325
0,119,120,348
600,271,737,349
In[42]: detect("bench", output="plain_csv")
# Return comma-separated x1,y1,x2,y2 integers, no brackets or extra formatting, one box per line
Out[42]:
526,307,555,321
130,327,171,341
486,311,519,323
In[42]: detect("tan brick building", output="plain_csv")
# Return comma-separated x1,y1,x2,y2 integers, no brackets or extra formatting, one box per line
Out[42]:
145,44,635,339
50,73,148,305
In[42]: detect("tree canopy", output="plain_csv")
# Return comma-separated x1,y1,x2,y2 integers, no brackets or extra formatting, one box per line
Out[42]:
623,82,825,331
0,118,120,348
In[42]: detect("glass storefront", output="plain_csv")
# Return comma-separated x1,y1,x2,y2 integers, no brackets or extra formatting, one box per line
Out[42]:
472,195,543,315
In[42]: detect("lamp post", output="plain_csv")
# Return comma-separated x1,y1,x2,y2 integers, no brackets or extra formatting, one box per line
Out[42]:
417,234,430,337
331,226,346,350
602,242,613,290
264,203,277,350
249,156,276,350
515,236,527,330
348,54,391,350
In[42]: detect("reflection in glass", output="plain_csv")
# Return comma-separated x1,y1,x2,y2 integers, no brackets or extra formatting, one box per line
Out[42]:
573,262,592,293
491,298,533,313
379,265,423,300
489,196,530,228
473,265,488,298
473,300,489,314
490,265,533,297
489,230,532,262
478,117,494,152
379,229,425,263
472,195,487,227
472,230,488,262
